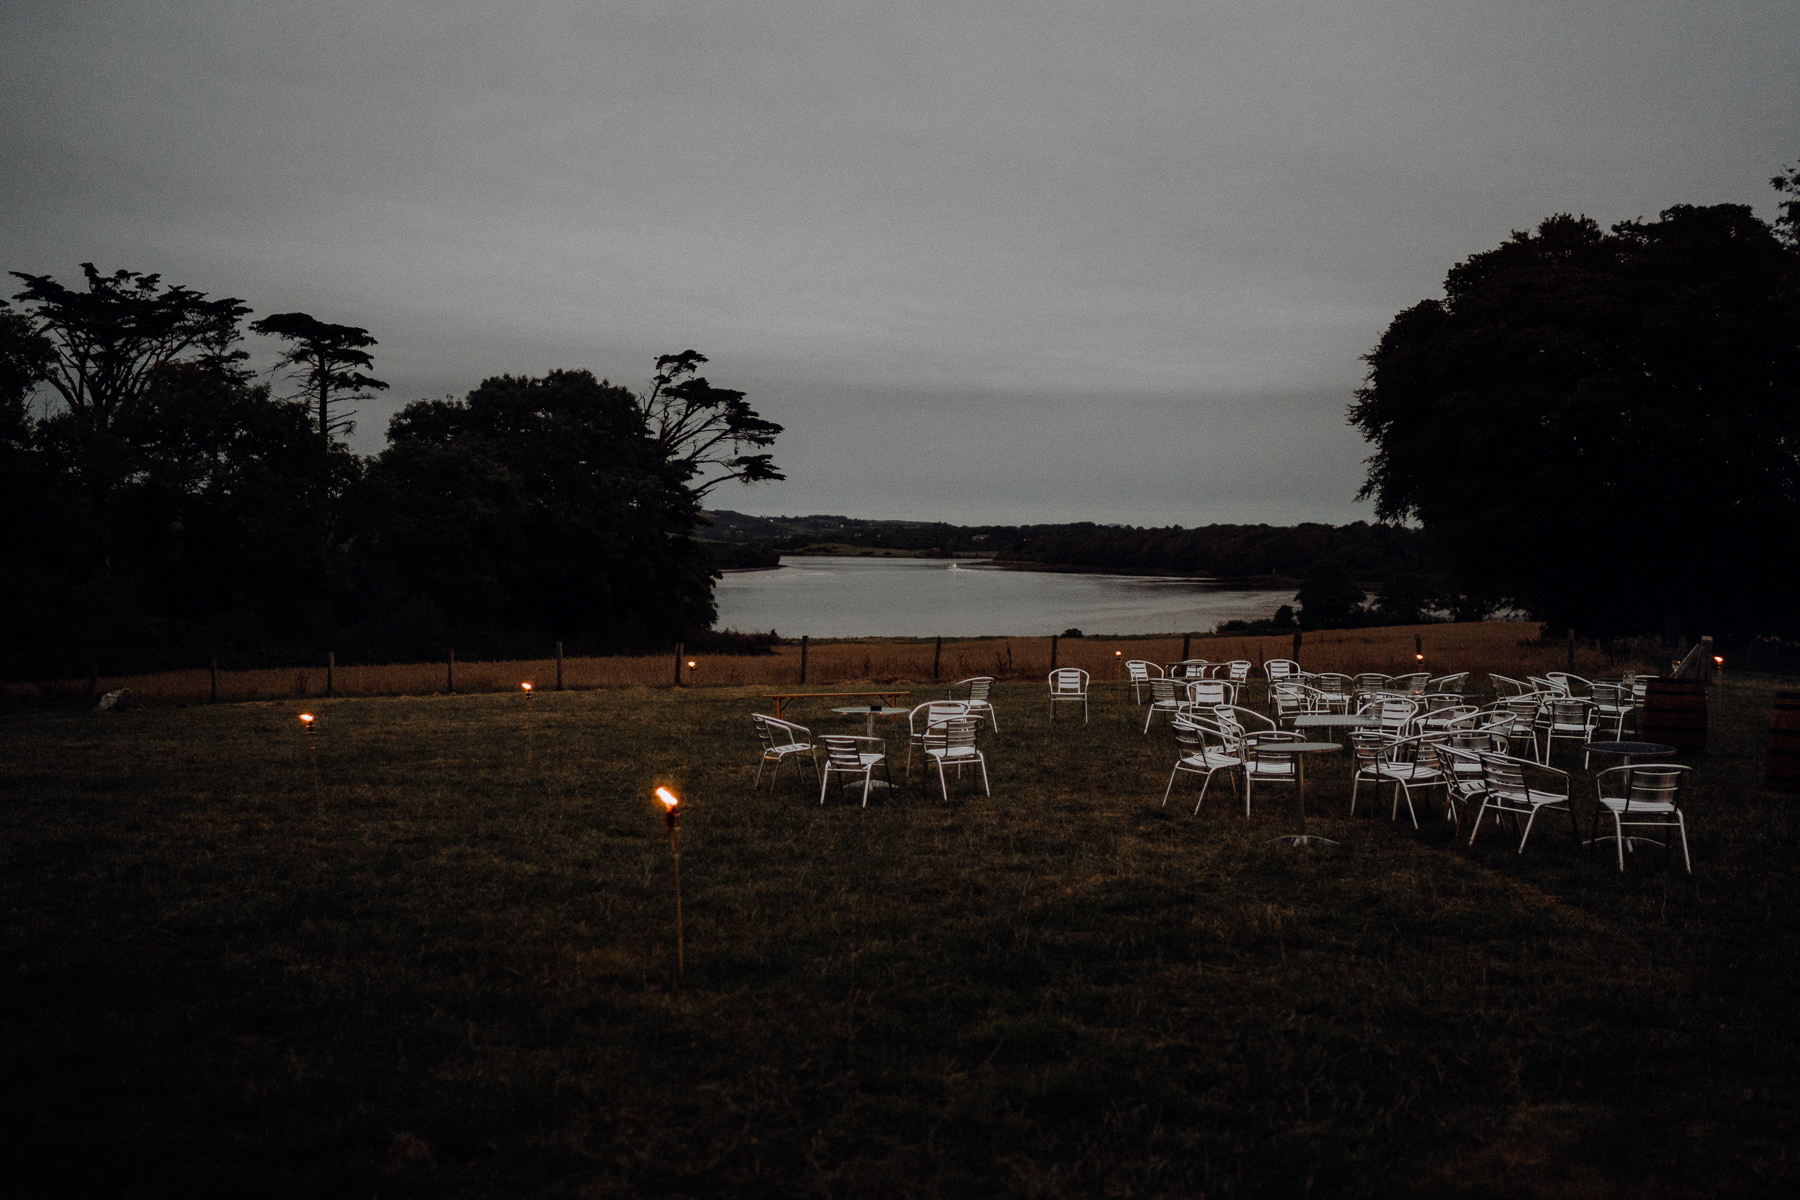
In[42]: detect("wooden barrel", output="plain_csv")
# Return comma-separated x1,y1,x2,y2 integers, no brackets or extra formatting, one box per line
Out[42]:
1769,692,1800,792
1642,679,1707,754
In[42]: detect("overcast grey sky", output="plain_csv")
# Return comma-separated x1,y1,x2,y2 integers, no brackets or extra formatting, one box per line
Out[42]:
4,1,1796,526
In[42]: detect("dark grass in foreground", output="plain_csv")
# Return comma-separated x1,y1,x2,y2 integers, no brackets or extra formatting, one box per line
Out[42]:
3,679,1798,1197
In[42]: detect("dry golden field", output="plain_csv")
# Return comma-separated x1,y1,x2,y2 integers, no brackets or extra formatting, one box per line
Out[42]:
6,621,1673,705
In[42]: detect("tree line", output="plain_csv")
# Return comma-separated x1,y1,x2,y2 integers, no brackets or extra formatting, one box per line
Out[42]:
1,266,782,680
1351,171,1800,642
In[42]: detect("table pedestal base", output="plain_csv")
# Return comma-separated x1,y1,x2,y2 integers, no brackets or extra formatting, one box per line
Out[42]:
1270,833,1339,849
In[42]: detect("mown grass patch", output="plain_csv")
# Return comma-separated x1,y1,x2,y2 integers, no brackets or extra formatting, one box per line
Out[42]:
3,673,1797,1196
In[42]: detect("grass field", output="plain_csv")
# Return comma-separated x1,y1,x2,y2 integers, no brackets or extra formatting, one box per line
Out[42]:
4,663,1797,1196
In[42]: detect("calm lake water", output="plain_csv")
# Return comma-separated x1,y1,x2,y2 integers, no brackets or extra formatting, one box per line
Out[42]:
713,556,1296,638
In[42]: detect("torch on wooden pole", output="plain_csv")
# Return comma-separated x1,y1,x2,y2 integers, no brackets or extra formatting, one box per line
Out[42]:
521,681,534,768
656,787,684,981
298,712,321,803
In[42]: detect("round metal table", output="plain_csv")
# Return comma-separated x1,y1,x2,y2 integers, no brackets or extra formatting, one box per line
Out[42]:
1265,740,1343,849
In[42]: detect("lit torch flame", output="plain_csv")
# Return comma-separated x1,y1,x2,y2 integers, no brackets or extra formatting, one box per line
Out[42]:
656,787,680,812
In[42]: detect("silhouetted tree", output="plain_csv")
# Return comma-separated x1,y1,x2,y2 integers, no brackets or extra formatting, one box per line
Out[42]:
639,350,783,496
248,312,387,443
358,370,715,653
1350,202,1800,638
1773,161,1800,249
8,264,249,577
1295,560,1366,629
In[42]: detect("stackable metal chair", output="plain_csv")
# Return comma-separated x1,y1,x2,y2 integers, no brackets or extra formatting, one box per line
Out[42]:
752,713,819,790
1163,717,1243,814
1048,668,1090,723
921,716,989,800
818,735,892,807
949,676,999,731
1369,733,1451,829
1591,763,1693,873
1538,697,1598,765
1142,676,1186,733
1241,731,1305,819
1124,660,1163,704
906,700,969,776
1468,753,1578,853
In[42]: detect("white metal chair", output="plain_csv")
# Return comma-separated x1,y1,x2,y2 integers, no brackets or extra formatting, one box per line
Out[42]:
1546,671,1592,696
1359,696,1420,736
1163,718,1243,814
1264,658,1299,683
1370,734,1451,829
818,734,891,807
949,676,999,731
1628,676,1654,733
1184,678,1235,709
922,716,989,799
752,713,819,790
1241,731,1303,819
1352,672,1391,694
1310,672,1353,713
1124,660,1163,704
1142,676,1186,733
1496,694,1550,761
906,700,969,776
1212,704,1278,739
1589,681,1632,740
1591,763,1692,873
1388,671,1429,694
1488,674,1529,698
1414,703,1479,735
1468,753,1577,853
1047,668,1089,723
1439,732,1505,831
1428,671,1470,694
1538,697,1597,765
1347,729,1395,817
1224,660,1253,686
1269,680,1319,726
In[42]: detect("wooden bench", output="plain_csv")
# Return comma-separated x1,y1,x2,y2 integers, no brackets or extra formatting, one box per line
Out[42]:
761,691,911,720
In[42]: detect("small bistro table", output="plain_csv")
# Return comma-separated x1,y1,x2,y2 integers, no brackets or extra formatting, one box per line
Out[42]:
1269,741,1344,849
1583,740,1677,765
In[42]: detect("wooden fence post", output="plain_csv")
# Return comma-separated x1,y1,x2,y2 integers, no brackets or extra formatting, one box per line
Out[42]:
933,636,942,681
799,635,808,684
447,648,455,694
1050,635,1059,670
1292,631,1303,663
555,641,565,690
1181,634,1191,662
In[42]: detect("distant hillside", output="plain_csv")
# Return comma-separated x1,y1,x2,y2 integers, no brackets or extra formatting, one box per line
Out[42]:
701,511,1426,583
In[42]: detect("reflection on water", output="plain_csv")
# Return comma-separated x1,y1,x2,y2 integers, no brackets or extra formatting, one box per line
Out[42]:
714,556,1295,638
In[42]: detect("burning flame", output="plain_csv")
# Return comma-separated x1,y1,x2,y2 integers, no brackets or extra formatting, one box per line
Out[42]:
521,681,533,693
298,713,314,727
656,786,680,811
